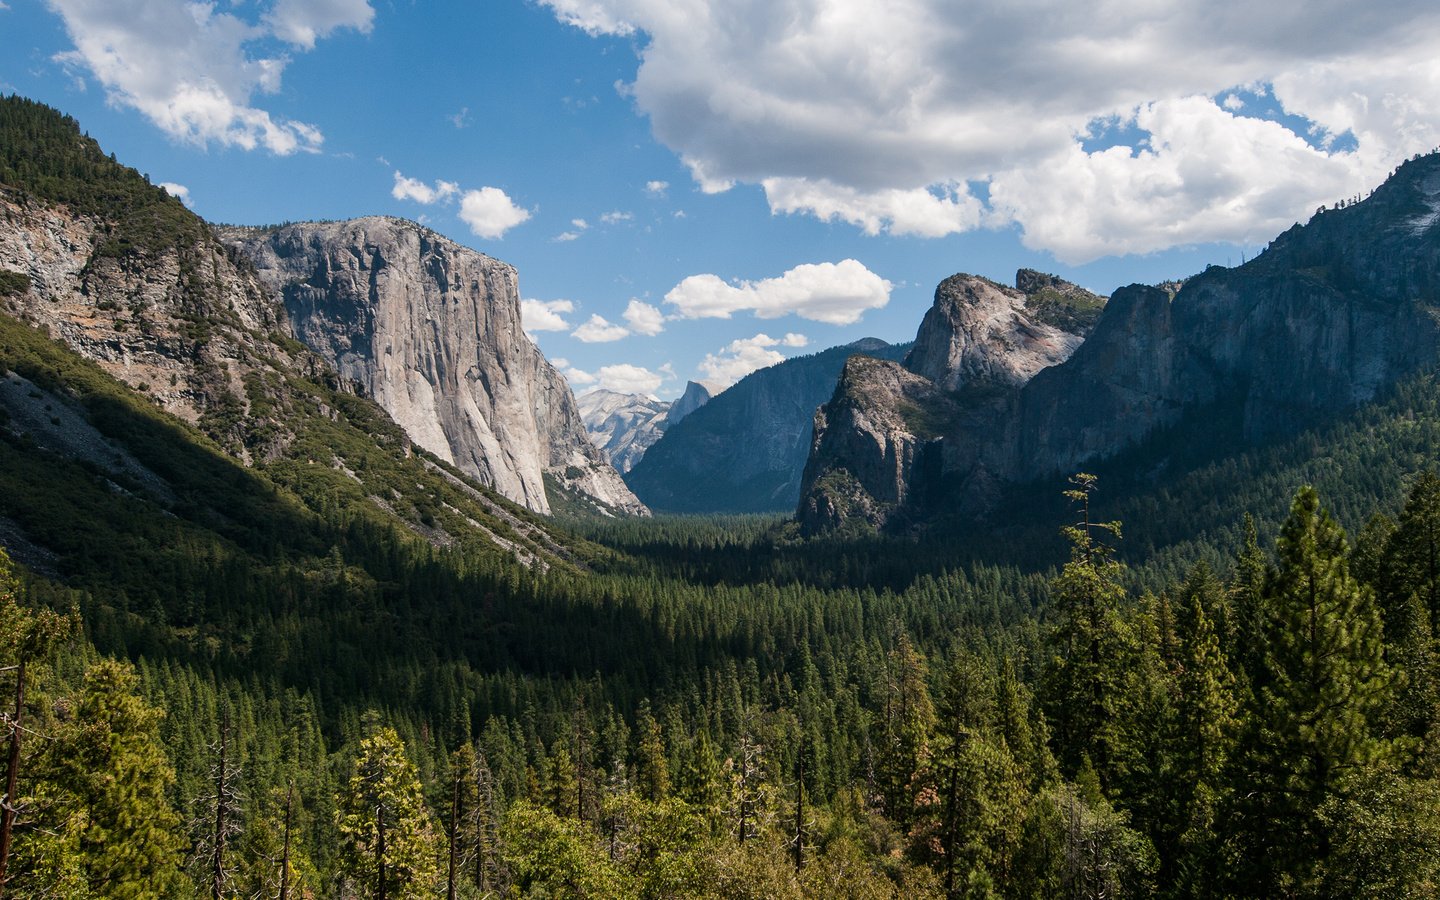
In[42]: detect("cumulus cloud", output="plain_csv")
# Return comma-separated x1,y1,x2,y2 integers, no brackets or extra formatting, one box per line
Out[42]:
600,210,634,225
560,364,598,386
596,364,664,395
665,259,891,325
645,180,669,196
458,187,531,239
268,0,374,49
988,96,1367,263
521,299,575,333
698,333,793,385
158,182,190,204
572,314,630,343
622,299,666,336
541,0,1440,260
48,0,373,154
391,171,458,204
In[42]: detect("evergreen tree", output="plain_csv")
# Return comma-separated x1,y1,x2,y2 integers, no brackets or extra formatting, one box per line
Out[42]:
0,549,72,896
337,720,441,899
1232,486,1394,895
1043,474,1129,787
38,659,188,899
1170,585,1239,895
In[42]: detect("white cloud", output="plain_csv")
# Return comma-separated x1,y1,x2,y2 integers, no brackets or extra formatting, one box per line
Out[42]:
391,171,458,205
561,365,598,386
763,178,983,238
554,231,583,242
268,0,373,49
521,299,575,333
644,180,669,196
698,333,790,385
600,210,633,225
158,182,189,204
622,299,666,336
458,187,531,239
597,364,664,395
571,218,589,229
987,96,1368,263
572,314,630,343
664,259,891,325
48,0,372,154
781,332,808,348
449,106,470,128
541,0,1440,260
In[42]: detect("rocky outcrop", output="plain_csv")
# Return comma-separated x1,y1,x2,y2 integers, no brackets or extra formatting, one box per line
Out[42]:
799,152,1440,533
220,219,646,516
905,274,1092,392
0,191,284,450
667,380,721,426
578,389,671,473
626,339,909,513
797,356,959,531
798,272,1102,531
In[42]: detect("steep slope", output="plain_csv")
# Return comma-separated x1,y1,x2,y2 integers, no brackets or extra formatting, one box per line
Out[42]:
1004,161,1440,485
666,379,721,425
800,153,1440,533
220,220,647,517
799,271,1104,531
578,388,670,473
625,339,910,513
0,95,593,567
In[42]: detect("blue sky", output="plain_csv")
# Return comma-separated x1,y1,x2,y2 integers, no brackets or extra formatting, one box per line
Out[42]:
4,0,1439,398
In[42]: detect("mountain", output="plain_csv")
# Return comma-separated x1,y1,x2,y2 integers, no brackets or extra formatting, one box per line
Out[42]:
800,154,1440,532
667,379,721,425
219,220,646,517
577,380,721,473
625,338,910,513
799,271,1104,531
577,389,670,473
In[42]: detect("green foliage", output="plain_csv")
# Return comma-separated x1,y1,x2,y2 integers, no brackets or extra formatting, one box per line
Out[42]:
0,95,205,259
0,270,28,298
337,720,441,898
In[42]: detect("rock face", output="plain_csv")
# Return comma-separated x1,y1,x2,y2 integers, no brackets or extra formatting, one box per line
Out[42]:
906,274,1090,392
799,153,1440,532
667,380,721,426
626,340,910,513
797,356,959,531
577,389,671,473
798,271,1104,532
220,218,646,516
0,192,283,443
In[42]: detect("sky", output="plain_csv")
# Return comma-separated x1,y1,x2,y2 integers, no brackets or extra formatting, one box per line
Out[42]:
3,0,1439,399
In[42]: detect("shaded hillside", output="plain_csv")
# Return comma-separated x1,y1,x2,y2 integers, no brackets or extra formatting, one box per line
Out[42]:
626,339,910,512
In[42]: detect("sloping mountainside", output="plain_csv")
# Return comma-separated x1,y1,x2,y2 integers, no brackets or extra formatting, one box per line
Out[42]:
800,271,1105,531
219,220,646,517
0,95,592,567
626,338,910,512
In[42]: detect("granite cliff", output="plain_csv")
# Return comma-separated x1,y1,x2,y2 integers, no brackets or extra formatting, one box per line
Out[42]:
799,153,1440,532
798,272,1103,531
220,219,646,516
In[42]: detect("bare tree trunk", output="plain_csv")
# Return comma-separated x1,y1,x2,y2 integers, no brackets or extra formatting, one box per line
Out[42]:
447,771,459,900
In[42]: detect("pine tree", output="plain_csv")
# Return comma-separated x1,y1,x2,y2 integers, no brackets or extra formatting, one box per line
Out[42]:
1043,474,1129,787
1170,586,1239,895
337,720,441,899
1232,486,1394,894
0,549,72,897
38,659,188,899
